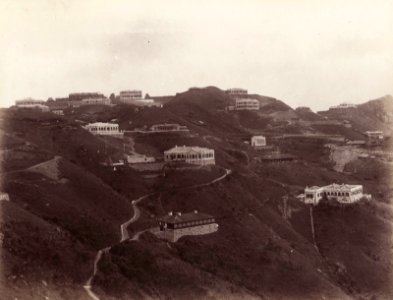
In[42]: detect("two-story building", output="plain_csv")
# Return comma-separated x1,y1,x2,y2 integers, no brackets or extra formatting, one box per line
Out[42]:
156,211,218,242
164,145,215,165
235,98,260,110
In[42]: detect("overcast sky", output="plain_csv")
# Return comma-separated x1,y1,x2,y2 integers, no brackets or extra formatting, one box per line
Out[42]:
1,0,392,110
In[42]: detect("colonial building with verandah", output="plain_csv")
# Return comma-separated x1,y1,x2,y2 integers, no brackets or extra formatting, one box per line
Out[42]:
156,211,218,242
164,145,215,165
83,122,120,136
300,183,370,205
235,98,260,110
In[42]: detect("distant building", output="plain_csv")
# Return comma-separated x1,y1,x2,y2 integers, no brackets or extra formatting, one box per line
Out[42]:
126,154,156,164
300,183,370,205
81,97,111,106
150,123,189,132
15,98,49,112
164,145,215,165
226,88,248,97
156,211,218,242
119,90,143,102
251,135,267,149
235,98,260,110
69,92,105,101
83,122,120,136
329,103,357,110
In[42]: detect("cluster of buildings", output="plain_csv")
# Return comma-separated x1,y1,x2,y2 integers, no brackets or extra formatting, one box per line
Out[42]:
13,89,161,114
299,183,371,205
156,211,218,242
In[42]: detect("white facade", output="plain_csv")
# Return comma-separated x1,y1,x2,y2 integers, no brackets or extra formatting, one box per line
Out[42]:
164,145,215,165
330,103,357,109
235,98,260,110
302,183,369,205
52,110,64,115
15,98,49,111
304,186,326,205
119,90,143,102
81,98,111,106
83,122,120,136
151,123,188,132
365,131,384,139
126,154,156,164
251,135,267,148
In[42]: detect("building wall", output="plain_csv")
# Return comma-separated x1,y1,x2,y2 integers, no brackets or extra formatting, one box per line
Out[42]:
164,149,215,165
235,99,260,110
159,223,218,242
84,124,120,135
251,136,266,147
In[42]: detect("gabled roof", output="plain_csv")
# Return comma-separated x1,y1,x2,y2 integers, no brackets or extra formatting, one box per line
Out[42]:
158,211,215,224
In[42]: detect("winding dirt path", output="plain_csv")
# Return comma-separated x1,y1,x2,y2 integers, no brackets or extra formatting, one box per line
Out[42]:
83,167,231,300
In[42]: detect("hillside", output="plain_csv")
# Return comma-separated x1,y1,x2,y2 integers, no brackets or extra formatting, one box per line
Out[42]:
1,90,392,299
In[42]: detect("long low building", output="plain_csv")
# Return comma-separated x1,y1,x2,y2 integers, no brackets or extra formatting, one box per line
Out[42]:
81,97,111,106
301,183,371,205
83,122,120,136
15,98,49,112
150,123,189,132
164,145,215,165
156,211,218,242
235,98,260,110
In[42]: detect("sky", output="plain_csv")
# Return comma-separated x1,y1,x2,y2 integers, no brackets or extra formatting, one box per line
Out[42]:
0,0,392,110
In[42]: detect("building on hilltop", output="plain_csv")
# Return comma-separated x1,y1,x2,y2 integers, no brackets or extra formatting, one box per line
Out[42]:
119,90,143,102
83,122,121,136
226,88,248,97
150,123,189,132
235,98,260,110
251,135,267,149
81,97,111,106
164,145,215,165
15,98,49,112
156,211,218,242
329,103,357,110
299,183,371,205
69,92,105,101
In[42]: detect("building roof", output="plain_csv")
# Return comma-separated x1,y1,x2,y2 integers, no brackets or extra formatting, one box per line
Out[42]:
158,211,215,224
305,186,324,191
323,183,362,191
164,145,214,154
84,122,119,127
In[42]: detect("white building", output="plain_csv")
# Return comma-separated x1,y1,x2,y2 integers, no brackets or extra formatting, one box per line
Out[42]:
119,90,143,102
0,193,10,202
164,145,215,165
251,135,267,149
235,98,260,110
156,211,218,242
52,109,64,115
301,183,370,205
81,97,111,106
15,98,49,112
126,154,155,164
226,88,248,97
83,122,120,136
330,103,357,109
151,123,189,132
